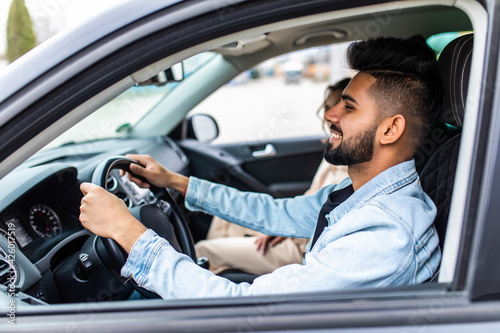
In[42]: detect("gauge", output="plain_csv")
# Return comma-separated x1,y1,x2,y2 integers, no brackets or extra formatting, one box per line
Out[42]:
28,204,62,239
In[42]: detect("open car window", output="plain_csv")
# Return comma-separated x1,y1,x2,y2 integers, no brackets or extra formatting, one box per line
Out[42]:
188,43,352,144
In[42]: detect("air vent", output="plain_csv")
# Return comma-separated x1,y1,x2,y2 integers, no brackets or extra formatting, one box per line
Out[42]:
115,192,132,208
106,174,118,191
0,258,16,287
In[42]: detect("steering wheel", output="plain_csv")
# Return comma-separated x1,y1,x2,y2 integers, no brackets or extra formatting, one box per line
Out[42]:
91,156,196,297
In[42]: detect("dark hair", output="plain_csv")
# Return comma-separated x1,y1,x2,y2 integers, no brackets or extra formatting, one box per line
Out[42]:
318,78,351,136
322,78,351,112
347,37,443,152
329,78,351,92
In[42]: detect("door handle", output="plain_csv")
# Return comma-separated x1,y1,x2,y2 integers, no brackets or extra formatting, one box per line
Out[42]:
251,144,277,158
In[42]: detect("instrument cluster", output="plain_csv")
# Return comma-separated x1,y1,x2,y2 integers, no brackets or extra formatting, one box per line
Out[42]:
2,202,63,248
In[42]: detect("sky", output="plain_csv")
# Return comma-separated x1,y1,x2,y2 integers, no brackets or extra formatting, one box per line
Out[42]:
0,0,126,58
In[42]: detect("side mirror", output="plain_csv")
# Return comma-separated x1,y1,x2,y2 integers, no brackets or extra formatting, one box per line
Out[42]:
186,114,219,143
137,63,184,86
165,62,184,82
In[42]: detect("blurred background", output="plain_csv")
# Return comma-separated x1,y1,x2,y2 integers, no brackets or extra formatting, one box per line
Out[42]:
0,0,123,70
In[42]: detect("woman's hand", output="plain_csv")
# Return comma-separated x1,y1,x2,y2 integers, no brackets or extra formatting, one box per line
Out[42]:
254,235,286,255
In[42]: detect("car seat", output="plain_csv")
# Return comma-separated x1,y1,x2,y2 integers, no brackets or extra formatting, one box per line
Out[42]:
420,33,473,272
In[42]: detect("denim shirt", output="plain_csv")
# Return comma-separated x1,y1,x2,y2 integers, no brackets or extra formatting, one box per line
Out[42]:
122,159,441,299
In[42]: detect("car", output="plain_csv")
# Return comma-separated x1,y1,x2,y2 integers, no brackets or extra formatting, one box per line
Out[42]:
0,0,499,331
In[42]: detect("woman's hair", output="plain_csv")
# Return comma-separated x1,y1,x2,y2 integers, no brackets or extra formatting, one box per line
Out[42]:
318,78,351,136
323,78,351,112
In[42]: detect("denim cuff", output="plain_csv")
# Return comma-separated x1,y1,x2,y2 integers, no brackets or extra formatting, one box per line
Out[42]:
184,176,212,212
121,229,170,286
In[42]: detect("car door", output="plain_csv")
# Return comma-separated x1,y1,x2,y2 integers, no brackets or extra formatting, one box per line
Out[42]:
1,0,500,332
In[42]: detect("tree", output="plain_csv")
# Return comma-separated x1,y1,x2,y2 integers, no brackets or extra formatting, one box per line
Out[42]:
6,0,36,63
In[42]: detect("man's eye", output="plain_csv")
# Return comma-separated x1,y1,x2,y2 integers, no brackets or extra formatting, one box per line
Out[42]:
345,104,354,110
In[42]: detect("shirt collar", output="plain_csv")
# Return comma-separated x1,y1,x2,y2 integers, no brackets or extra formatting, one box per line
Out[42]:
328,159,418,223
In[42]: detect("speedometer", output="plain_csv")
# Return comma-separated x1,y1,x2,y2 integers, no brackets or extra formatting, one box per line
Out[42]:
28,204,62,239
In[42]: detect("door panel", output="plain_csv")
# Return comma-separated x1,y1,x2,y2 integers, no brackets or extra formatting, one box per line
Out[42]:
222,135,326,197
179,135,326,198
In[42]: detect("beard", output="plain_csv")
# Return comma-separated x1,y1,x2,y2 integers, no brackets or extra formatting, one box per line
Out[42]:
323,125,377,166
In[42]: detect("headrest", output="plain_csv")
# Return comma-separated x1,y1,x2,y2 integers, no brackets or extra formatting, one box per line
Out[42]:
438,34,473,128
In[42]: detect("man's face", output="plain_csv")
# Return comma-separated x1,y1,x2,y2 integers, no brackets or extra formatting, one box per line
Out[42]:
323,72,380,166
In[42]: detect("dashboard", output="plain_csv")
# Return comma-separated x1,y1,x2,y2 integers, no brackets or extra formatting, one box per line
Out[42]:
0,136,190,304
0,167,82,263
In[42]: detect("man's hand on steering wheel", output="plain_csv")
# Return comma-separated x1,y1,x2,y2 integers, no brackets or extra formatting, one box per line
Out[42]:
79,154,192,254
80,154,188,253
79,183,147,253
124,154,189,192
78,155,196,298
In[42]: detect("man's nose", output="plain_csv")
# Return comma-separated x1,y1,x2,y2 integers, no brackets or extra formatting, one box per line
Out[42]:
324,103,342,124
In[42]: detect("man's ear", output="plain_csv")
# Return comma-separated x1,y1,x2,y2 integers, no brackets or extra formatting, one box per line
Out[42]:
378,114,406,145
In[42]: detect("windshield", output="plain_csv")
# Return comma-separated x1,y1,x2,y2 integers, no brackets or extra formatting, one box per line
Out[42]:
44,52,216,150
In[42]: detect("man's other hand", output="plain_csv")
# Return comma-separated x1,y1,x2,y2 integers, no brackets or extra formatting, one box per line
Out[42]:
79,182,146,253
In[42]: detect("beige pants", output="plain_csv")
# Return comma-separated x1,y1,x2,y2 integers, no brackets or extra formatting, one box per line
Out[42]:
195,231,307,275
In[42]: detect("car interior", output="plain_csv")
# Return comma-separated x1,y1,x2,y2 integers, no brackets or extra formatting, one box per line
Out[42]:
0,0,487,308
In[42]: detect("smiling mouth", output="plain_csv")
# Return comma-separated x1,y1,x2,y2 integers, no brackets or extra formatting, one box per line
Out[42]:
329,125,343,142
330,132,342,139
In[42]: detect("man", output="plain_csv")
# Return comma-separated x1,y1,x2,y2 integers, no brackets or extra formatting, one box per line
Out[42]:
79,37,442,299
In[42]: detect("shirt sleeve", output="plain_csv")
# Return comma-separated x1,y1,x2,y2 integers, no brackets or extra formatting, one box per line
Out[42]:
184,176,348,238
121,203,418,300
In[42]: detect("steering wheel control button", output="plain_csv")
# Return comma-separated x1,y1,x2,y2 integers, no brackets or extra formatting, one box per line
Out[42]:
157,200,172,216
75,253,93,280
34,289,46,302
